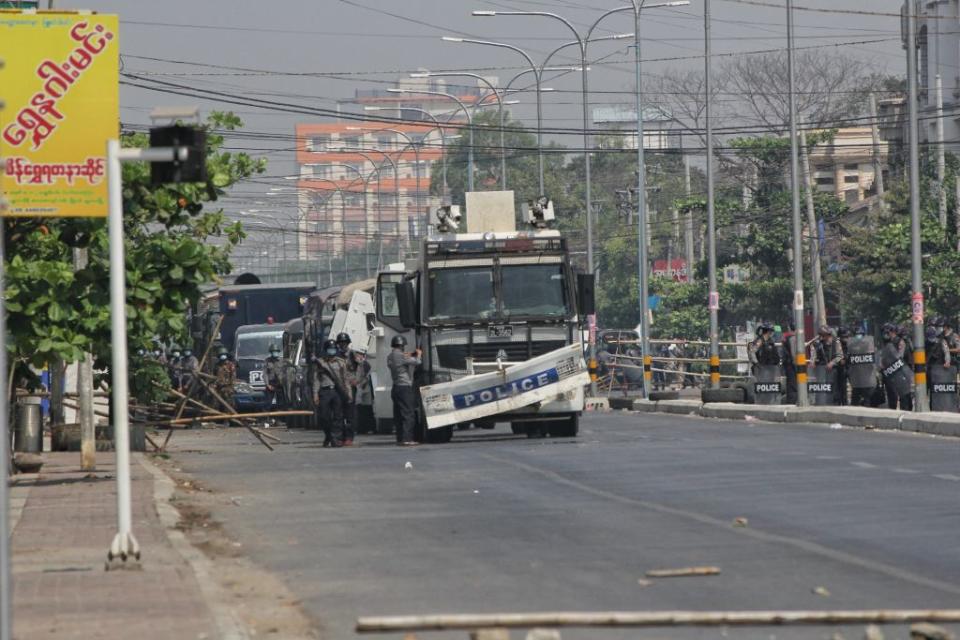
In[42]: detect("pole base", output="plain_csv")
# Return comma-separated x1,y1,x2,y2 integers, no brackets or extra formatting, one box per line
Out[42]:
106,531,141,570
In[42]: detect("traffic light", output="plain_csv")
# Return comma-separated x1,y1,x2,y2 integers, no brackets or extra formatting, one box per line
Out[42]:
149,125,207,186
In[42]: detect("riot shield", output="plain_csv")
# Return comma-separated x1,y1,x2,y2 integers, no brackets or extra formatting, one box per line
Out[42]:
879,344,912,400
753,364,783,405
808,364,836,406
846,336,877,390
929,364,959,413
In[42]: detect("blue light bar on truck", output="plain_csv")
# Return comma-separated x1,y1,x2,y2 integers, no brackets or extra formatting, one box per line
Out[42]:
426,237,565,256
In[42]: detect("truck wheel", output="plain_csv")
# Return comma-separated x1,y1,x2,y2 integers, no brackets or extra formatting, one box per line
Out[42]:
546,415,579,438
525,423,548,438
425,426,453,444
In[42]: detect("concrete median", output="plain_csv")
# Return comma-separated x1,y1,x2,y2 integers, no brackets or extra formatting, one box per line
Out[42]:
631,398,960,438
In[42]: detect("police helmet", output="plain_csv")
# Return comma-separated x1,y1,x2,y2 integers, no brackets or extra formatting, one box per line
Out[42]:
391,335,407,349
759,322,774,333
217,346,229,357
269,344,280,355
183,349,192,357
136,348,146,357
818,325,833,337
837,327,851,339
925,326,939,343
322,339,339,356
932,315,946,327
335,332,351,345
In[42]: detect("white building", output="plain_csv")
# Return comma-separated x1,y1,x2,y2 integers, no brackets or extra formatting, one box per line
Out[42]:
917,0,960,148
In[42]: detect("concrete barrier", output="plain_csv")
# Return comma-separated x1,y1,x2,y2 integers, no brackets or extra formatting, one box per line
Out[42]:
628,398,960,439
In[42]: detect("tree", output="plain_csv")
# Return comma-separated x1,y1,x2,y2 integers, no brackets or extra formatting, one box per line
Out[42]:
722,49,881,133
4,112,266,400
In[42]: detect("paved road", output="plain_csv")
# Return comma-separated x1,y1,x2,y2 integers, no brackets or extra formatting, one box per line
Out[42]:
168,413,960,639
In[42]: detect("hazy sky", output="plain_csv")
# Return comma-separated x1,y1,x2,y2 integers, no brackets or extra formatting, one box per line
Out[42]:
61,0,903,227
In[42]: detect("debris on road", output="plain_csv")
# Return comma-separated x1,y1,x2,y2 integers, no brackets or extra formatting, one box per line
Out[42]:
910,623,954,640
864,624,885,640
645,566,721,578
812,586,831,597
636,578,653,587
744,415,758,422
404,461,413,470
733,517,749,527
830,423,843,430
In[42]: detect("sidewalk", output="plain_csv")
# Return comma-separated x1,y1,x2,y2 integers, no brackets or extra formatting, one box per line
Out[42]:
9,452,219,640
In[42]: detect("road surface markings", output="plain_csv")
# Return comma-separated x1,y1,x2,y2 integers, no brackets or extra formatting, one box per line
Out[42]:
851,461,877,469
816,455,842,460
480,451,960,597
891,467,921,474
933,474,960,482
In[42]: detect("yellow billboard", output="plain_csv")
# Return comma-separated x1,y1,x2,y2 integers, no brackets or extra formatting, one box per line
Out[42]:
0,11,119,217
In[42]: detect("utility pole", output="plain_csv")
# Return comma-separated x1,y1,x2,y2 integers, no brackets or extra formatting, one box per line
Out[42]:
936,74,947,230
0,55,13,640
906,0,929,412
75,247,96,471
799,130,827,327
683,152,695,283
705,0,721,390
869,94,886,211
787,0,809,406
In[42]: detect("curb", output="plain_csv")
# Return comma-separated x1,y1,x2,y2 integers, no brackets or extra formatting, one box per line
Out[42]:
632,399,960,437
7,472,38,534
137,454,251,640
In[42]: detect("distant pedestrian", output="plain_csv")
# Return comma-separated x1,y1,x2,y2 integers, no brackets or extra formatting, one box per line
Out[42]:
388,335,421,446
179,348,199,393
314,339,350,448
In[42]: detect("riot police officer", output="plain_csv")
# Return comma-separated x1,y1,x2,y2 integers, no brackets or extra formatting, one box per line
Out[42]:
264,344,286,417
846,324,879,407
179,347,199,393
335,332,358,446
388,335,421,446
314,339,350,448
168,345,182,389
781,321,798,404
748,323,779,375
880,323,913,410
213,346,236,409
809,326,844,405
835,327,851,405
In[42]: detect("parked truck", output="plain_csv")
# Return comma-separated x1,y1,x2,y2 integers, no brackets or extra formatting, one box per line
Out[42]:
371,191,593,443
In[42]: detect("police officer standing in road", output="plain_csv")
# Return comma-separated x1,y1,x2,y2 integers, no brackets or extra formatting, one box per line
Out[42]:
388,335,421,446
880,323,913,410
336,333,358,446
264,344,286,417
314,339,350,448
214,346,237,410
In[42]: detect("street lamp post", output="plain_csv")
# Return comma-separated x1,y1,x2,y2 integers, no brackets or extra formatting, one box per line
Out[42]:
786,0,809,407
443,36,545,196
704,0,720,391
339,147,403,262
364,105,456,205
387,87,476,193
906,0,929,411
410,71,508,190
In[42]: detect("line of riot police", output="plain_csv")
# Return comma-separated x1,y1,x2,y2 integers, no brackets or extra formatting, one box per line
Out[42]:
747,318,960,411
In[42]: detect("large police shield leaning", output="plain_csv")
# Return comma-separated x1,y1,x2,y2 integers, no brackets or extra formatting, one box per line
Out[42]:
753,364,783,405
808,364,836,406
929,364,959,413
879,343,912,399
846,336,877,389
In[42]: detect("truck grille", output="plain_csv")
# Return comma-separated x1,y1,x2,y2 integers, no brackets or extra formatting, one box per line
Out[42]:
435,340,566,370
